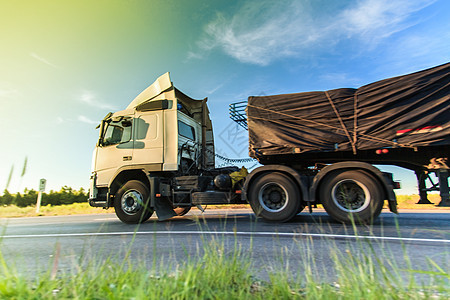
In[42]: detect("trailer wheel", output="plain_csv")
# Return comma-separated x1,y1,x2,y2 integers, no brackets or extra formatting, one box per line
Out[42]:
249,173,301,222
320,170,383,224
114,180,154,224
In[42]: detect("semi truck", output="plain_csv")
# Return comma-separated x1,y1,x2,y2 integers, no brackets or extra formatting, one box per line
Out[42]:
89,63,450,224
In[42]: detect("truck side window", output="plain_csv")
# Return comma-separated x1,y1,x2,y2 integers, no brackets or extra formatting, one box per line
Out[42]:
178,120,195,140
102,120,132,146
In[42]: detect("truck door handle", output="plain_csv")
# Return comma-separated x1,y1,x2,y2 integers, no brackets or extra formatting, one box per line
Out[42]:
123,156,132,161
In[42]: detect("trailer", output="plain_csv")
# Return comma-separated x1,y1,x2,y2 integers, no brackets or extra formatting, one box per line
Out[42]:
89,63,450,224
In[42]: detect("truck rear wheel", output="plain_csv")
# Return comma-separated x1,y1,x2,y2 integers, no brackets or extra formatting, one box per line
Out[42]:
114,180,154,224
249,173,301,222
320,170,383,224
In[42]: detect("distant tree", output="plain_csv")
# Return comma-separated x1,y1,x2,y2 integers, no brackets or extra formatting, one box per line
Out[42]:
15,192,26,207
0,189,14,205
22,189,37,207
0,187,88,207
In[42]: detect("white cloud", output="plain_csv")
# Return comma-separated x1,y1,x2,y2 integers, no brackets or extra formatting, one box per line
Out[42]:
0,82,20,99
338,0,436,42
0,88,19,98
194,0,436,65
30,52,59,68
197,1,319,66
186,51,204,60
205,83,225,95
79,90,117,111
77,115,98,125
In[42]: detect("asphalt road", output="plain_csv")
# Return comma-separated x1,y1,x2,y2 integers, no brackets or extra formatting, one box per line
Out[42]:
1,208,449,282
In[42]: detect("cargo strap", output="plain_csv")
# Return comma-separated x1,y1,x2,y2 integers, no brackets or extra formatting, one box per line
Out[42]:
246,104,414,150
324,91,357,154
353,92,358,152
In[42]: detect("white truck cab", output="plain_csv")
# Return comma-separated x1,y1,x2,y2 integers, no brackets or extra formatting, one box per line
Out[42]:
89,73,218,223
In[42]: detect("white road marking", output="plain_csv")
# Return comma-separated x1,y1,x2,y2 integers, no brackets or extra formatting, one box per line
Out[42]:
1,231,449,244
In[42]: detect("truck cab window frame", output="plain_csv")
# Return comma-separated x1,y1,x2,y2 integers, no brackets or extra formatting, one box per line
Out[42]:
178,120,196,141
101,119,133,146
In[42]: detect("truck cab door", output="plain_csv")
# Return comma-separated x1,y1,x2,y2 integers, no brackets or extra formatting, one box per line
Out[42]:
131,111,164,168
95,115,134,186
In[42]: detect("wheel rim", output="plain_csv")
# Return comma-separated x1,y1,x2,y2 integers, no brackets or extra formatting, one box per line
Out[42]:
331,179,370,213
121,189,143,215
258,182,288,212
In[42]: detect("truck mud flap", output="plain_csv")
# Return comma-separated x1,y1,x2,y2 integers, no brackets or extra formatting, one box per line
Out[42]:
149,177,177,221
154,197,178,221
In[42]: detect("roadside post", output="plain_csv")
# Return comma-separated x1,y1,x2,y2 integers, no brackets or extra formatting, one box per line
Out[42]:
36,178,46,213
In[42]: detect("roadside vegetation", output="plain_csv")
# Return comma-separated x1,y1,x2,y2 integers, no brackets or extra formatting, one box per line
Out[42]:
0,202,111,218
0,187,87,207
0,233,448,299
0,187,100,217
395,194,446,209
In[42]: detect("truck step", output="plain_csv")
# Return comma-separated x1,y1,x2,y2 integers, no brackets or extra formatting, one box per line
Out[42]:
192,191,230,205
89,199,108,207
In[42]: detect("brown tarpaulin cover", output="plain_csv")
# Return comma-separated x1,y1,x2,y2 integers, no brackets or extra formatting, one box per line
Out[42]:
247,63,450,158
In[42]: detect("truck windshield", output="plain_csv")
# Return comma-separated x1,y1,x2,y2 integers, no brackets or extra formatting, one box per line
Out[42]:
102,119,132,146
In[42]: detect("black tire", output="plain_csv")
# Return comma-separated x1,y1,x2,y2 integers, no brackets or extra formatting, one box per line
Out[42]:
174,206,191,216
248,172,301,222
296,204,305,215
320,170,384,224
114,180,154,224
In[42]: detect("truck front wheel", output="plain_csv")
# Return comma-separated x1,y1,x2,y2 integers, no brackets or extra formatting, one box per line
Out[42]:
249,173,301,222
320,170,384,224
114,180,154,224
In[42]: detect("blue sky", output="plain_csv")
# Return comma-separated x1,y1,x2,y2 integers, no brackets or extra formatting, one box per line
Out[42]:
0,0,449,195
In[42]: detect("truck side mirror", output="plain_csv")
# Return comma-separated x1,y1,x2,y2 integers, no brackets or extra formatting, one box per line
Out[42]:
122,120,132,127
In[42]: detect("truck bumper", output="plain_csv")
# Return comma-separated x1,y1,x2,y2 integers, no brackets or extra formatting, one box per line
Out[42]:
88,173,108,207
89,173,97,200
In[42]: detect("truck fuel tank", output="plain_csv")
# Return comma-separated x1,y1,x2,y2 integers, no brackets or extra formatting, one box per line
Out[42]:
214,174,232,190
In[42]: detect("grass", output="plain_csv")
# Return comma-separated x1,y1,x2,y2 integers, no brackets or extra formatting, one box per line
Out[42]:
0,232,448,299
0,240,255,299
0,202,111,218
395,194,447,209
